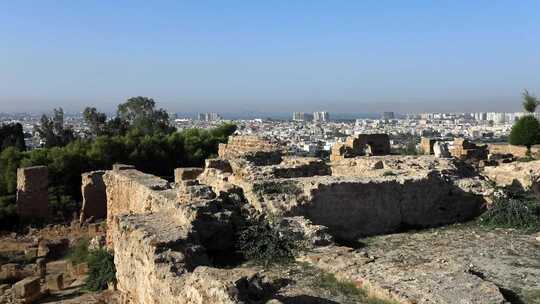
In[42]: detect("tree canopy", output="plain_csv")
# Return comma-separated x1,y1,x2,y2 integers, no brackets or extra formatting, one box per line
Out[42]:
522,90,539,113
509,115,540,152
0,123,26,152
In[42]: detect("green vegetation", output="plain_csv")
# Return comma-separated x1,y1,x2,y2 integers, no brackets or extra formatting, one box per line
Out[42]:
312,270,399,304
67,238,90,265
0,97,237,229
478,195,540,232
237,216,304,267
509,90,540,156
67,238,116,291
85,249,116,291
522,90,539,114
0,123,26,153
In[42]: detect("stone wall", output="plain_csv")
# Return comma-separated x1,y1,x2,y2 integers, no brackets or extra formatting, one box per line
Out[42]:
221,155,488,241
420,137,436,155
330,134,390,161
451,138,488,160
218,135,282,164
103,165,260,303
112,212,251,304
483,160,540,198
16,166,49,221
488,143,540,158
103,165,185,247
79,171,106,222
174,167,204,183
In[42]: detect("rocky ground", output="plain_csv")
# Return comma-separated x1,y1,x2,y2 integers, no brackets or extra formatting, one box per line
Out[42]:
0,222,119,304
301,222,540,304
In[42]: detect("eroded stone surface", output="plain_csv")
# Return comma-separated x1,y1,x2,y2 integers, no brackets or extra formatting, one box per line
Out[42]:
80,170,107,222
299,224,540,304
16,166,49,221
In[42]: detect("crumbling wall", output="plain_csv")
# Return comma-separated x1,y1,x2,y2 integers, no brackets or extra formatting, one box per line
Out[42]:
330,134,390,161
296,175,484,240
218,135,282,165
113,212,252,304
174,167,204,183
488,143,540,158
420,137,436,155
483,160,540,198
451,138,488,160
80,171,106,222
16,166,49,221
103,165,189,247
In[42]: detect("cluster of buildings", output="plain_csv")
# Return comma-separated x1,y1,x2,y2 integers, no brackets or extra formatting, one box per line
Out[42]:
0,110,531,155
292,111,330,122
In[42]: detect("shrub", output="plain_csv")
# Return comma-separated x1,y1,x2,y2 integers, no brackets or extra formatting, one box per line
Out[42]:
67,238,90,265
85,249,116,291
509,115,540,155
0,195,18,231
478,196,540,231
237,216,303,267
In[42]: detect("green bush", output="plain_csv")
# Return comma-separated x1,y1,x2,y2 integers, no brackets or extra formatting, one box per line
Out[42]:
0,195,18,231
236,216,303,267
478,196,540,231
67,238,90,265
85,249,116,291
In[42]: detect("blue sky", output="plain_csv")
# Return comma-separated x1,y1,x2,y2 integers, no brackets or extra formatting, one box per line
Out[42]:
0,1,539,113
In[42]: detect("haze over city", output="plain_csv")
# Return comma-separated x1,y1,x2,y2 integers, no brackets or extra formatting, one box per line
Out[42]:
1,1,539,114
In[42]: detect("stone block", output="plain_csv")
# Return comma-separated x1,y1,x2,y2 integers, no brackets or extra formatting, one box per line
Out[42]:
174,167,204,183
12,276,41,302
16,166,49,221
420,137,436,155
46,273,63,291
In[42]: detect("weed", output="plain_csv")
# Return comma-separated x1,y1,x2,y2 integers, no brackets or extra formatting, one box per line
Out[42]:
478,196,540,232
85,248,116,291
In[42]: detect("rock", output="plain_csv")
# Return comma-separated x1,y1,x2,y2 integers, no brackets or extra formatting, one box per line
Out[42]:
88,235,106,251
174,167,204,183
12,276,42,303
46,273,63,291
433,141,451,158
483,160,540,198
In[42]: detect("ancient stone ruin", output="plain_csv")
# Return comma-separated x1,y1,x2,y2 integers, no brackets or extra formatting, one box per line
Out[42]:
80,170,107,222
451,138,488,161
420,137,436,155
87,135,540,303
330,134,390,161
16,166,49,221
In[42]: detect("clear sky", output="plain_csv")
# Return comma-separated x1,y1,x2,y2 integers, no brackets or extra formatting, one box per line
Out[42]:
1,1,539,114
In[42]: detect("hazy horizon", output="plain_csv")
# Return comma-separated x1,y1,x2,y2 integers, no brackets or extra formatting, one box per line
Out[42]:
1,1,539,113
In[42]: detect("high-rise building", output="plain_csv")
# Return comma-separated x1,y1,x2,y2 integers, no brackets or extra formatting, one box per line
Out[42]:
292,112,312,121
313,111,329,122
382,112,395,120
198,112,221,121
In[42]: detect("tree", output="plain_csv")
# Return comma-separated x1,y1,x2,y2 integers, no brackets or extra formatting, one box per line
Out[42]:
36,108,76,147
117,97,174,135
83,107,108,136
0,147,22,195
0,123,26,152
522,90,539,113
509,115,540,155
